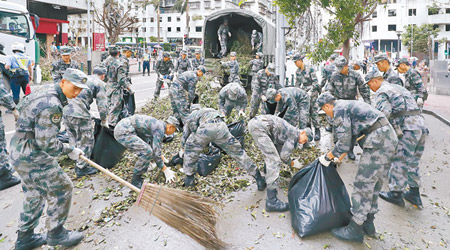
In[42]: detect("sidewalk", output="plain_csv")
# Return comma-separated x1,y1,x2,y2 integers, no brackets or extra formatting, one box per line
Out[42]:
424,94,450,121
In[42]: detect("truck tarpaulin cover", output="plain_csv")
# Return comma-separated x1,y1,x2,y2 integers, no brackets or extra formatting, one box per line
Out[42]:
288,159,352,237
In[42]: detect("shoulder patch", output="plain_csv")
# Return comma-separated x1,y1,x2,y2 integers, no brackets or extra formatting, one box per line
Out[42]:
50,113,62,125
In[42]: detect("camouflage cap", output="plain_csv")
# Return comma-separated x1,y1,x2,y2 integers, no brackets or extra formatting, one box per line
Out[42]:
190,104,201,112
329,54,338,61
230,51,237,57
293,53,305,61
364,70,382,83
93,66,107,75
109,46,119,53
60,46,72,55
181,50,187,55
374,53,389,63
265,88,278,104
166,116,180,127
121,46,131,51
197,65,207,74
195,49,201,54
266,63,275,74
395,58,410,68
316,92,336,109
334,56,348,69
256,52,263,58
63,68,89,89
228,84,240,100
303,127,313,143
163,52,170,58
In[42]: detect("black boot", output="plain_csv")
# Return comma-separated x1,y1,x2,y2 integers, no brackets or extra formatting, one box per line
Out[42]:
403,187,423,207
47,226,84,247
363,213,376,237
347,150,356,160
263,163,267,174
131,173,144,189
314,127,321,141
253,170,266,191
184,175,196,187
266,189,289,212
0,174,21,191
331,220,364,242
379,191,405,207
14,230,47,250
75,167,98,178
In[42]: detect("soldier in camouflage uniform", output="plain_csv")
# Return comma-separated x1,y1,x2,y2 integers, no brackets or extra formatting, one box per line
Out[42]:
63,66,109,177
175,50,192,75
218,82,247,117
51,46,79,83
293,53,322,141
217,17,231,58
119,46,131,76
191,49,205,69
365,70,427,208
265,87,310,129
321,54,337,89
114,115,179,188
249,115,312,212
251,29,263,52
249,63,280,118
154,52,175,99
100,49,109,62
181,106,266,191
221,51,240,83
248,52,264,85
316,92,398,243
395,58,427,108
11,69,89,250
374,54,404,86
169,66,206,123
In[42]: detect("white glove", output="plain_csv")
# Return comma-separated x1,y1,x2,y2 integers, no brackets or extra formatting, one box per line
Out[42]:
163,167,176,183
261,95,267,102
238,110,246,117
101,120,109,128
417,98,424,107
179,149,184,158
319,154,332,167
12,109,19,121
68,148,84,161
162,156,169,164
228,32,231,37
291,159,303,169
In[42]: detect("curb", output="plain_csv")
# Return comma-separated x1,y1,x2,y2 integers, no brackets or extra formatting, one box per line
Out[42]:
423,109,450,127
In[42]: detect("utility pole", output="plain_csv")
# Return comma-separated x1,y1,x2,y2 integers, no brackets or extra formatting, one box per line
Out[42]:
87,0,92,75
276,6,286,87
410,24,413,57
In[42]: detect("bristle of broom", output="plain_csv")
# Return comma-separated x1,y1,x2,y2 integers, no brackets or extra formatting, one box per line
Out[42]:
137,183,227,250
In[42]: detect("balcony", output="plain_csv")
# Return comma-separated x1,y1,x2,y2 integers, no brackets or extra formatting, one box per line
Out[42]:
427,14,450,25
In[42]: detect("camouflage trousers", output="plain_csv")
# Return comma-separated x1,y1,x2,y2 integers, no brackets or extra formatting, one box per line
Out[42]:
169,84,190,123
107,88,124,126
388,129,426,191
10,136,73,232
228,74,240,83
114,119,159,175
154,78,171,98
249,92,263,118
309,97,320,128
0,116,13,178
351,126,398,225
64,116,94,170
183,121,256,177
219,37,227,57
248,117,283,190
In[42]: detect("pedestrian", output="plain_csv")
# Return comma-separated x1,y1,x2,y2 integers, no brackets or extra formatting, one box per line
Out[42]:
248,52,264,84
11,68,89,250
217,17,231,58
395,58,427,108
169,66,205,123
265,87,310,129
218,82,247,117
293,53,322,141
365,70,427,208
51,46,79,83
114,115,179,188
5,42,33,104
221,51,240,83
175,50,192,75
63,66,109,178
181,105,266,191
142,48,151,76
191,49,205,69
249,63,280,118
249,115,312,212
154,52,175,99
320,54,337,90
50,42,58,58
374,53,404,86
316,92,398,243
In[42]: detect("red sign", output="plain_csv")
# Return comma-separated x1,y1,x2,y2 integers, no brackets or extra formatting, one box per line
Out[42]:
93,33,106,51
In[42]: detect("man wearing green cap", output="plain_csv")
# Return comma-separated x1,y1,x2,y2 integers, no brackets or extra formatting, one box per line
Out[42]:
395,58,426,107
248,52,265,84
11,68,89,250
155,52,175,99
249,63,280,118
217,17,231,58
221,51,240,83
316,92,398,243
51,46,79,83
365,70,427,209
249,115,312,212
218,82,248,117
320,54,337,89
191,49,205,69
374,53,403,86
175,50,192,75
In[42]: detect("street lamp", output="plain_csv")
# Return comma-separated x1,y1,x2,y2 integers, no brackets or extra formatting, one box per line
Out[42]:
396,31,402,60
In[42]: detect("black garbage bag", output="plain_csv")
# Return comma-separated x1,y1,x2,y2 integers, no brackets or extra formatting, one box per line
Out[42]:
197,146,222,177
264,101,277,115
213,120,246,152
163,133,175,143
120,90,136,119
57,130,70,143
288,159,351,238
92,119,126,169
192,94,199,104
167,153,183,167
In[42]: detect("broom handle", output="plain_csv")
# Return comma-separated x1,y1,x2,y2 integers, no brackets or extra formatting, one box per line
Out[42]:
80,155,141,193
336,134,366,161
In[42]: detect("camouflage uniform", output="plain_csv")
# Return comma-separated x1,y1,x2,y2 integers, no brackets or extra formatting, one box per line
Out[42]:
295,66,321,128
169,71,198,123
119,54,130,76
155,58,175,98
267,87,310,129
191,57,205,69
404,67,426,101
251,31,263,52
249,68,280,118
330,100,398,225
219,82,247,116
249,58,264,76
101,51,109,62
321,63,336,89
0,80,16,180
51,59,79,83
222,60,240,83
175,56,192,75
63,75,108,170
383,68,404,86
104,56,129,126
114,115,166,175
372,82,426,192
182,108,257,176
328,69,371,103
217,23,230,57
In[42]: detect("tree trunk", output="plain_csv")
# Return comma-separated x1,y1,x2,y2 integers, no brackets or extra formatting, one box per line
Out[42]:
185,0,189,49
342,39,350,60
157,8,161,45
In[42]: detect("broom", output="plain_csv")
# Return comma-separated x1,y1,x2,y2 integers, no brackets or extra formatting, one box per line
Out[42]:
80,155,227,250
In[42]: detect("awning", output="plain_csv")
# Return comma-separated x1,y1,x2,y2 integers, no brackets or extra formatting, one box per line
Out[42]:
30,16,69,34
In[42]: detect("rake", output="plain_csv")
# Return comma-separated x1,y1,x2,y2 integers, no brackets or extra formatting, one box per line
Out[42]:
80,155,226,249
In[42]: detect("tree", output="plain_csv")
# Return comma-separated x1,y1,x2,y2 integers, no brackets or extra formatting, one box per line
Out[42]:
275,0,380,63
173,0,189,47
402,24,440,58
94,0,138,44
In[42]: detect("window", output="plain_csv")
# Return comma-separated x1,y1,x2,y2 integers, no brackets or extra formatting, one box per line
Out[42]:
160,17,162,22
168,27,172,32
168,17,172,22
135,5,138,11
372,11,377,18
143,18,147,22
190,2,200,9
372,26,377,32
195,26,202,32
446,8,450,14
408,9,416,16
150,27,154,33
176,27,181,32
428,7,440,15
388,9,396,17
388,24,396,31
142,27,146,32
204,1,211,8
177,17,181,22
0,11,30,39
151,17,154,22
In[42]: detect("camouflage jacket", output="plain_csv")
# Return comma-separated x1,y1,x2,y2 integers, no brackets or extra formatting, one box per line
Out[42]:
217,24,230,38
119,55,130,76
173,71,199,103
295,67,321,100
223,60,239,75
275,87,310,128
191,57,205,69
101,52,109,62
155,59,174,76
321,64,336,88
373,81,425,131
51,59,79,83
0,77,16,111
383,68,404,86
219,82,248,112
404,67,426,99
105,57,128,90
15,84,73,156
249,59,264,75
252,69,281,95
328,69,370,103
63,75,108,121
176,57,192,74
251,32,263,48
181,108,223,147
